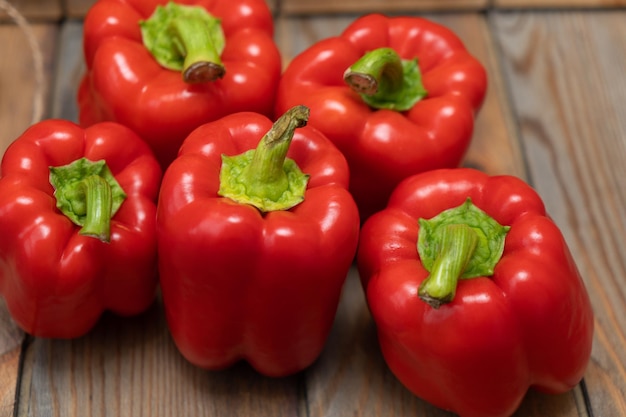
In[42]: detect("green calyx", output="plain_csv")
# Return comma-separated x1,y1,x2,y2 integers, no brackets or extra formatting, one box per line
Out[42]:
343,47,428,111
140,1,226,83
218,105,311,212
49,158,127,243
417,198,510,309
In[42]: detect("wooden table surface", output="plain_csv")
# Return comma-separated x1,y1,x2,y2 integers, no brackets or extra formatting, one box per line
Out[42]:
1,0,625,416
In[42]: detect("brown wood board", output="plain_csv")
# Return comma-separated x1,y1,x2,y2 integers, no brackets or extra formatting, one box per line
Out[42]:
492,10,626,417
0,0,62,22
494,0,626,8
0,24,57,148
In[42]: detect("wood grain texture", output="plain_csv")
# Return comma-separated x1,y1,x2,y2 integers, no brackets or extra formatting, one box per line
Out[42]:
0,299,22,417
281,0,487,15
17,296,303,417
0,0,62,21
62,0,95,19
434,13,526,177
0,24,57,153
49,20,83,121
0,330,22,417
492,10,626,417
494,0,626,8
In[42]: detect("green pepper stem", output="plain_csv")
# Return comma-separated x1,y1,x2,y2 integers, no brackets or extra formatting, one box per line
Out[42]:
78,175,113,243
242,105,310,201
344,47,403,96
343,47,427,111
418,224,478,309
140,3,226,83
170,15,225,83
218,106,310,212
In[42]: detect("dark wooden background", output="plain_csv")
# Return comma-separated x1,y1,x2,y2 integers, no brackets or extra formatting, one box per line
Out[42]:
1,0,625,416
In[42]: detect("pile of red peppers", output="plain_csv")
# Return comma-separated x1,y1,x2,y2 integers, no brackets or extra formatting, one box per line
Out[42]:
0,2,594,416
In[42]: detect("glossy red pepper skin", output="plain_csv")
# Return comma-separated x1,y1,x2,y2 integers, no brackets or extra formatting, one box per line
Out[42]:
275,14,487,221
78,0,282,169
357,168,594,417
157,112,360,377
0,120,162,338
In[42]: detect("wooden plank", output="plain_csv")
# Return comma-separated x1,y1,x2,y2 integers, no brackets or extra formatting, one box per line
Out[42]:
0,0,62,22
281,0,487,15
494,0,626,8
18,296,303,417
0,23,56,151
440,13,526,177
0,306,23,417
492,10,626,417
62,0,95,19
49,20,83,121
276,12,586,416
0,349,20,417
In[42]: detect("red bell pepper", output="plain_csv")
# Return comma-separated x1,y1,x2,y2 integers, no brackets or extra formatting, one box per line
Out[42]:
0,120,162,338
157,106,360,376
357,168,594,417
78,0,282,168
275,13,487,221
